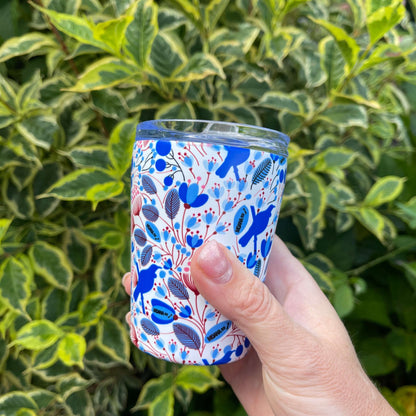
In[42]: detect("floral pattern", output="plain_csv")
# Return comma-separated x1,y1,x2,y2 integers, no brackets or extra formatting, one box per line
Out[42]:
131,138,287,365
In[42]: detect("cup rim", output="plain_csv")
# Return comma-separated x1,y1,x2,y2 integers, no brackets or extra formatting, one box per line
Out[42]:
136,119,290,156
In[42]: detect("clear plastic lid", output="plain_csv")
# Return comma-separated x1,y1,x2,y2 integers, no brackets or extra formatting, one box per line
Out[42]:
136,119,290,157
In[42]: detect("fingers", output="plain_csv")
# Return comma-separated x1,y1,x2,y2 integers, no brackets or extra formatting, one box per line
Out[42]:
122,272,131,295
264,238,351,345
191,239,304,364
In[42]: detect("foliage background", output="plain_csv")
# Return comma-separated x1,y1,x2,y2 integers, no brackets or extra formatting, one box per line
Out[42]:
0,0,416,415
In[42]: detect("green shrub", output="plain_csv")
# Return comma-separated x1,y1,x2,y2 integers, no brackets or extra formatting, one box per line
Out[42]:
0,0,416,414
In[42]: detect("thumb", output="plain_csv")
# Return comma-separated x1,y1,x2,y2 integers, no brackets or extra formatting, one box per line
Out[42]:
190,240,304,362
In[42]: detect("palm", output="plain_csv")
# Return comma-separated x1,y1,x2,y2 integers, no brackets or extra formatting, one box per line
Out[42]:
219,347,273,415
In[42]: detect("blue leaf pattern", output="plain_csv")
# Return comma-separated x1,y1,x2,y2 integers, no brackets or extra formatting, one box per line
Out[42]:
168,277,189,299
142,205,159,222
252,158,272,185
173,323,201,350
141,318,160,336
141,245,153,266
142,175,157,194
165,189,180,219
134,228,147,246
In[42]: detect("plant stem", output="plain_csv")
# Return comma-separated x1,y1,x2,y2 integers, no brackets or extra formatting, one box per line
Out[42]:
33,0,79,76
346,240,416,276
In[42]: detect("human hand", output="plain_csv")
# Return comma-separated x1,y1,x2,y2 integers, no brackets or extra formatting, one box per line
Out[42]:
123,237,397,416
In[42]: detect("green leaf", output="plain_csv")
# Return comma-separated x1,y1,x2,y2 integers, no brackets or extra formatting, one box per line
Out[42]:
68,145,111,169
33,162,62,217
205,0,229,31
16,408,39,416
311,18,360,72
172,53,225,81
386,329,416,372
4,182,32,217
211,23,260,65
57,374,91,400
69,57,139,92
319,36,346,90
29,241,73,291
57,333,86,368
302,172,327,224
45,168,122,203
0,257,32,315
124,0,158,68
396,197,416,229
0,32,55,62
346,0,366,31
27,390,56,412
358,337,399,376
32,4,108,51
81,220,119,243
0,74,16,110
87,181,125,210
350,286,392,326
216,103,260,125
42,288,68,322
367,1,406,45
78,292,107,326
8,136,42,166
91,89,128,119
149,389,174,416
267,31,293,64
149,33,185,78
176,367,222,393
109,118,136,177
0,218,12,243
93,15,133,55
155,101,196,119
363,176,405,207
302,261,335,292
94,252,117,293
257,0,280,31
282,0,309,14
395,261,416,294
256,91,303,115
63,229,92,274
0,392,38,415
333,283,355,318
16,115,59,150
350,207,396,244
319,104,368,129
166,0,201,27
16,72,43,112
133,373,174,411
97,315,130,363
327,183,356,210
299,50,327,88
65,390,94,416
15,320,63,350
308,147,356,173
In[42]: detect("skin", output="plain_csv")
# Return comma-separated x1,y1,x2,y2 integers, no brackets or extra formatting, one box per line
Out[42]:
123,237,397,416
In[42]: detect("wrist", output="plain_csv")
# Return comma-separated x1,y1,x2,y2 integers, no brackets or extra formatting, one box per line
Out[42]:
346,370,398,416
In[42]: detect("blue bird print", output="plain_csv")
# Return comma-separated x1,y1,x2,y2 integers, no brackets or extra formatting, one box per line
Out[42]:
133,257,161,313
239,205,274,248
215,146,250,181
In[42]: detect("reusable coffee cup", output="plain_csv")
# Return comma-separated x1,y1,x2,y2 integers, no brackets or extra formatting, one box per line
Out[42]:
130,120,289,365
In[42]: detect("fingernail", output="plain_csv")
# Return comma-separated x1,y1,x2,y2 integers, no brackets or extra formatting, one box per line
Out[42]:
197,240,233,284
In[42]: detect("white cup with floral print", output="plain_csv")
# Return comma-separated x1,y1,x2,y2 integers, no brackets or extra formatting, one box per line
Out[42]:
130,120,289,365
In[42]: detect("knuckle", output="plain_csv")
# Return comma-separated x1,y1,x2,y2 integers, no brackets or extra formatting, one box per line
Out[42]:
232,277,274,323
300,339,339,386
